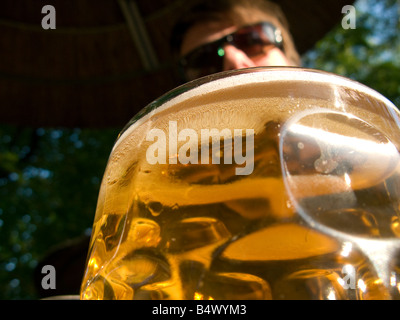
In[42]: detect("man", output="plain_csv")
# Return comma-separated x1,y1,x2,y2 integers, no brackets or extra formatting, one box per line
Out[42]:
170,0,301,82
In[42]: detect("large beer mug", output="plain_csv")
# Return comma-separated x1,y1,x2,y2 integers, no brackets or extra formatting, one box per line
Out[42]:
80,67,400,300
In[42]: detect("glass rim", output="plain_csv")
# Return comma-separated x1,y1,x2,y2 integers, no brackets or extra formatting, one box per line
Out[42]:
115,66,399,151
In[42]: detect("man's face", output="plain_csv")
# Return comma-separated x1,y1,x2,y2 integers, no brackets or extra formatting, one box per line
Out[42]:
180,17,292,79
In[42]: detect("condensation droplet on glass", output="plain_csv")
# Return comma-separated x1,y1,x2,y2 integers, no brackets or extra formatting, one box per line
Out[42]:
314,157,338,174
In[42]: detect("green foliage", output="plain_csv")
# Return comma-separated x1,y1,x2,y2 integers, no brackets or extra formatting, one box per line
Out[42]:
303,0,400,107
0,126,119,299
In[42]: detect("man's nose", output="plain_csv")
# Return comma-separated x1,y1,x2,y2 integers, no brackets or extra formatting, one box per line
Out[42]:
222,44,256,71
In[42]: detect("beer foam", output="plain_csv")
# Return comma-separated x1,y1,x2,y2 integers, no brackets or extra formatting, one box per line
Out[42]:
113,68,398,152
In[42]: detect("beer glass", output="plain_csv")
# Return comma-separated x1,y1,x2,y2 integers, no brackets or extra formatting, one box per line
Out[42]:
80,67,400,300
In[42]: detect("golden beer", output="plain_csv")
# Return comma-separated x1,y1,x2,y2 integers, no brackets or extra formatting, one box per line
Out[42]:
80,68,400,300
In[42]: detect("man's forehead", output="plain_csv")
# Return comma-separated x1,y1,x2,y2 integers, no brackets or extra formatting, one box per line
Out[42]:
180,21,235,56
180,9,278,56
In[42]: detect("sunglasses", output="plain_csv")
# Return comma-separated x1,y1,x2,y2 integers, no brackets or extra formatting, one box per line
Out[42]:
179,22,284,81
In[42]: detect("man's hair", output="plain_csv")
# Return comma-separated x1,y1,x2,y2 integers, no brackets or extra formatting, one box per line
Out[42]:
170,0,301,66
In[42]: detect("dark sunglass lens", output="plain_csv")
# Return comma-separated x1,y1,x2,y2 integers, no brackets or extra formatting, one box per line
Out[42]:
232,27,266,57
182,44,224,80
233,23,283,53
234,32,261,47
